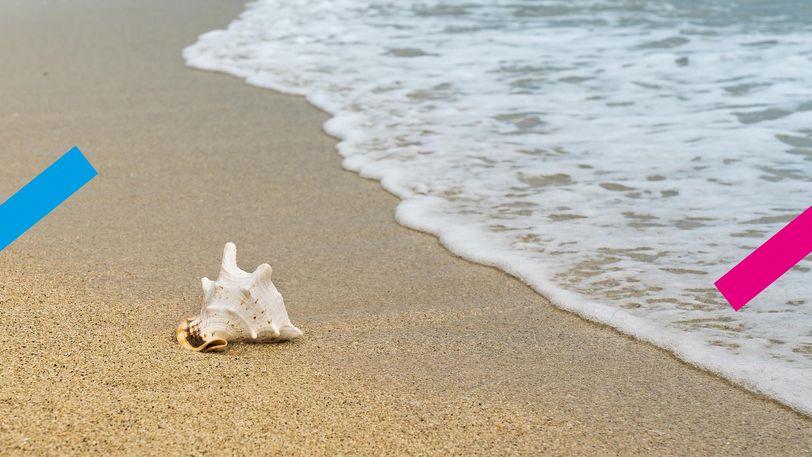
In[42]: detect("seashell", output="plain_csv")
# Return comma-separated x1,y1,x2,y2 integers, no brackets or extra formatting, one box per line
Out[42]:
176,242,303,352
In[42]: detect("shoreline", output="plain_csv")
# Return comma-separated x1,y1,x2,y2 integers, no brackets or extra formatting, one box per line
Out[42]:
181,1,812,417
0,0,810,454
184,13,812,416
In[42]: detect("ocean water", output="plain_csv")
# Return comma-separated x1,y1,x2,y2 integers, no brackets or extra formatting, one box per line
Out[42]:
184,0,812,414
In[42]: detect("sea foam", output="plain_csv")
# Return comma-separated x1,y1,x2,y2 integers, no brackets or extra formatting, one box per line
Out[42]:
184,0,812,414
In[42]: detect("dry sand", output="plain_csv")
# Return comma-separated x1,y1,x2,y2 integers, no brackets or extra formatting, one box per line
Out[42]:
0,0,810,455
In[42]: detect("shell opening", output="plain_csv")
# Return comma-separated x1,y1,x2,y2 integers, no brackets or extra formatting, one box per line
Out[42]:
176,318,228,353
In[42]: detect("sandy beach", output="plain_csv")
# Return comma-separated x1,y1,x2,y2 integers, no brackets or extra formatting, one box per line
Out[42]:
0,0,810,454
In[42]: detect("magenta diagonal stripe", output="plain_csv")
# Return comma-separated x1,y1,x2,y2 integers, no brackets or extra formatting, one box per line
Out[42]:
715,205,812,311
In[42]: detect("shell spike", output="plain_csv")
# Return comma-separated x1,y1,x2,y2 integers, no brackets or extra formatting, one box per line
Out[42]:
251,263,273,287
279,323,304,340
202,277,215,301
219,242,240,278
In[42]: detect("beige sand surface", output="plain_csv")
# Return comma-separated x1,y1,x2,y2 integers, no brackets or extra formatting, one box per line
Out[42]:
0,0,809,455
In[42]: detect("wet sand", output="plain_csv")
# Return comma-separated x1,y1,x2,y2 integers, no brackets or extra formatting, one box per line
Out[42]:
0,0,810,454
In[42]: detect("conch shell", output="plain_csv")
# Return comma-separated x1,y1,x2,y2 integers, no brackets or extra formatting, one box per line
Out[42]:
176,242,303,352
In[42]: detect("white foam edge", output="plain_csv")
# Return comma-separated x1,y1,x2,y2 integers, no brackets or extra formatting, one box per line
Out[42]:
183,35,812,417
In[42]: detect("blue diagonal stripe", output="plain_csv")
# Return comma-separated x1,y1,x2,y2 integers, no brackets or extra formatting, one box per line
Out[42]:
0,147,97,251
